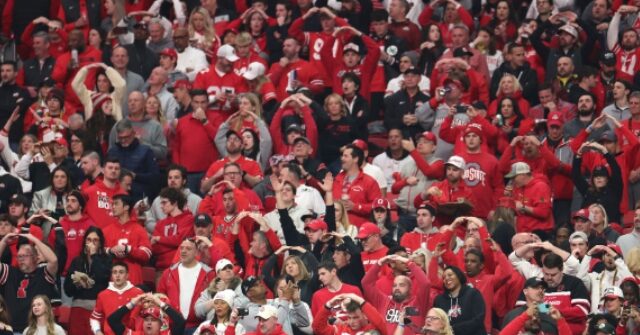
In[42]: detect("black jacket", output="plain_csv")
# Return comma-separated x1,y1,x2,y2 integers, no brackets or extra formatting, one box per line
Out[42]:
0,83,30,143
262,251,319,305
124,40,159,80
371,31,406,80
64,253,112,301
572,153,623,223
335,236,365,290
20,57,55,87
60,0,101,30
383,89,430,139
490,62,539,105
315,112,359,165
433,285,487,335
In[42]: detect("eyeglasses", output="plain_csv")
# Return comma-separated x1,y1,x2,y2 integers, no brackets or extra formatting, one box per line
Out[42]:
425,316,441,322
17,254,34,259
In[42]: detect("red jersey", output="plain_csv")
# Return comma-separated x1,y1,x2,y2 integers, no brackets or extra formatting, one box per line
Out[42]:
267,58,324,101
91,282,144,335
192,66,248,112
332,170,382,227
458,151,504,219
103,218,152,285
613,45,640,82
82,179,126,229
48,214,94,275
320,34,381,101
174,114,219,173
151,211,195,269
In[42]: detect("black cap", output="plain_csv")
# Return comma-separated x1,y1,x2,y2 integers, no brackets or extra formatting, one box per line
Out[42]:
595,322,615,335
38,77,55,88
471,101,487,110
453,47,473,58
67,190,86,209
592,165,609,178
300,211,317,222
194,213,212,227
225,129,241,139
9,194,29,207
524,277,547,289
404,66,421,75
292,136,311,145
285,124,304,134
335,243,352,253
416,202,437,216
133,20,147,29
600,51,616,66
241,276,261,295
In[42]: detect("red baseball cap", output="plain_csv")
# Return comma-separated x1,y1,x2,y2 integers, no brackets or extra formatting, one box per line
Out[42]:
160,48,178,59
55,137,68,147
547,111,564,127
463,123,483,138
607,243,623,257
169,79,192,92
352,139,368,151
572,208,590,221
140,307,162,320
304,219,328,231
357,222,381,239
372,198,391,210
418,131,437,144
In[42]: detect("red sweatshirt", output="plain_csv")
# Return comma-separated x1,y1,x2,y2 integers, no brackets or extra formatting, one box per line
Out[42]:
48,214,94,275
82,179,127,229
268,58,325,101
310,284,364,316
361,246,388,272
457,151,504,219
152,211,195,270
439,115,498,155
320,33,381,101
363,263,430,335
400,228,445,253
174,114,219,173
418,5,474,46
103,218,152,285
512,176,554,233
192,66,248,112
91,282,144,335
500,312,572,335
332,170,382,227
269,105,318,156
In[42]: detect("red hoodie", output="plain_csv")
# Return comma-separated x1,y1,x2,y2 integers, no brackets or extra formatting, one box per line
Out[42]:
312,302,388,335
48,214,94,275
103,218,152,285
457,151,504,219
512,176,554,233
152,211,195,270
269,105,318,156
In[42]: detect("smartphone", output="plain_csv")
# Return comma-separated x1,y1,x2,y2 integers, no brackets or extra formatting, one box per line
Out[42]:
455,105,469,114
112,26,128,35
537,303,550,314
237,308,249,317
405,307,419,316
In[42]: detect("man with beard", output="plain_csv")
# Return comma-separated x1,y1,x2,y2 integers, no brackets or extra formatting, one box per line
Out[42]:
580,244,633,313
501,277,559,334
608,6,640,82
400,202,443,253
203,130,263,193
362,254,430,335
267,37,324,100
617,203,640,257
564,93,610,139
551,56,576,100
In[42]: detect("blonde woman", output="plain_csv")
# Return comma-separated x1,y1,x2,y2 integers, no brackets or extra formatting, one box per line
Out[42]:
22,295,65,335
626,247,640,281
488,73,530,118
215,93,272,169
394,307,454,335
263,248,318,304
317,93,358,171
588,203,620,243
335,200,358,238
188,7,220,58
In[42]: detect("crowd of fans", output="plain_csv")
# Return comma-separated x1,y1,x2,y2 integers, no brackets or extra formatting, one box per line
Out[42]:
1,0,640,334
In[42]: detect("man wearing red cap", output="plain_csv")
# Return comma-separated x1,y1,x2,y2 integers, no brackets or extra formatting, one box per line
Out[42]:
392,130,443,231
457,123,503,219
106,292,186,335
332,144,382,227
580,244,633,313
542,111,575,225
158,48,188,86
357,222,389,271
506,162,554,234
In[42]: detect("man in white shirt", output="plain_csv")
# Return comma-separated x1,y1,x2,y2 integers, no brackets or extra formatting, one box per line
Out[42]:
372,128,411,192
352,139,388,196
172,27,209,81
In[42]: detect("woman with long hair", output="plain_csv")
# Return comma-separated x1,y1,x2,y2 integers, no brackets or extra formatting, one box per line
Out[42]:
72,62,125,122
316,94,358,173
493,97,524,150
29,166,73,220
188,7,220,58
588,204,620,243
488,73,530,118
225,8,271,54
418,24,446,76
471,28,503,77
0,296,12,334
69,130,94,165
433,266,486,335
334,200,358,238
262,248,318,304
23,295,65,335
271,276,313,335
101,0,126,38
215,93,272,169
370,200,404,245
480,0,519,50
193,290,244,335
64,226,112,335
572,141,623,224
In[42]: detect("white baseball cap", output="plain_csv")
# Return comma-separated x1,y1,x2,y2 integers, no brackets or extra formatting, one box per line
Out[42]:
256,305,278,320
215,258,233,273
445,155,466,170
243,62,266,80
217,44,239,62
505,162,531,178
213,289,236,308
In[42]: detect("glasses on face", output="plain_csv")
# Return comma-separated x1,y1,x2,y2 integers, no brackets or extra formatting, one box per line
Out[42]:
425,316,441,322
17,254,34,260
